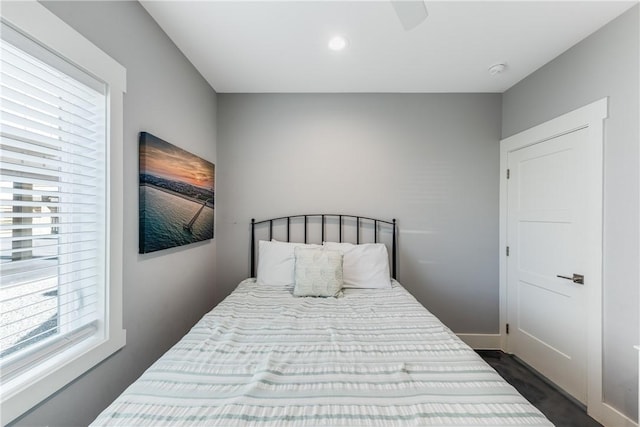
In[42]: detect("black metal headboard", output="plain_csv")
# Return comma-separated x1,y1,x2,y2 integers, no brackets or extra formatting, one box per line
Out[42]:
251,214,397,279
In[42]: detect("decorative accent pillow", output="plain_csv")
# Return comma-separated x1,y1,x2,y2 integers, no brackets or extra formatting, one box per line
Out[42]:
257,240,321,286
322,242,391,289
293,247,344,297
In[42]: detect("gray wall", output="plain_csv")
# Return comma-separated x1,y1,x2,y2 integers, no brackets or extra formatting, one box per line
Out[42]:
12,2,219,426
216,94,502,333
502,5,639,421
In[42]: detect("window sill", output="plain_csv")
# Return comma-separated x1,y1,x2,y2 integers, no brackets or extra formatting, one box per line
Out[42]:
1,329,126,425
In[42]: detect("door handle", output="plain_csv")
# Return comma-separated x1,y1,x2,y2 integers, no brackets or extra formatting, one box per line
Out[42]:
556,274,584,285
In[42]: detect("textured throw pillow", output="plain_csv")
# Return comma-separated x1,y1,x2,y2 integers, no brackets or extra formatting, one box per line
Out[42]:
293,247,344,297
257,240,321,286
322,242,391,289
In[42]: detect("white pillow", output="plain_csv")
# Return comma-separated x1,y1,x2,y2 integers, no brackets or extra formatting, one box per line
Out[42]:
257,240,321,286
293,247,343,297
322,242,391,289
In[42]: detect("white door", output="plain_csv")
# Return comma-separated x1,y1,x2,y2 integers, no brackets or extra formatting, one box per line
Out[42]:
506,127,589,404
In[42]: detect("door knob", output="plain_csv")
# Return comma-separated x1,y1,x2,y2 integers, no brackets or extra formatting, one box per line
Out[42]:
556,273,584,285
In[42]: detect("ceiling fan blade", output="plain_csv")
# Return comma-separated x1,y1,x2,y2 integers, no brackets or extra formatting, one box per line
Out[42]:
391,0,428,31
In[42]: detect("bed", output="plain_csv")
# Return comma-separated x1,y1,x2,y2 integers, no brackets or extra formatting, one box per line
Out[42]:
91,214,552,426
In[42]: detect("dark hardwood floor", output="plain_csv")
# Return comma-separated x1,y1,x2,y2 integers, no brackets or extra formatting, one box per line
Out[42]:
477,350,602,427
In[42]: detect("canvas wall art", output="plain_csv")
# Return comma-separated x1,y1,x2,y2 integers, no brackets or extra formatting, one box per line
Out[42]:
139,132,214,254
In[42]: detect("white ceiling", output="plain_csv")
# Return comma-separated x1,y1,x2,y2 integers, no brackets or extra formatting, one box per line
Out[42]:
141,1,638,93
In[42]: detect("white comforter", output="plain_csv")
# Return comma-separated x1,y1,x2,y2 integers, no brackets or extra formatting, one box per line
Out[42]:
91,279,552,426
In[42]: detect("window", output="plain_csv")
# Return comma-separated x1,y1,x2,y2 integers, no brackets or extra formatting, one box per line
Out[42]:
0,3,125,424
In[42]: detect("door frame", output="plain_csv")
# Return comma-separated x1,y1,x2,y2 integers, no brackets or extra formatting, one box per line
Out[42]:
499,98,607,421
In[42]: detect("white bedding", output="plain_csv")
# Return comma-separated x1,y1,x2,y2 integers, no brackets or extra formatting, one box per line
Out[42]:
91,279,552,426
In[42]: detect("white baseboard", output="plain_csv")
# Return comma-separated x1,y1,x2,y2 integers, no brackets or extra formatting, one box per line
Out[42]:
592,401,638,427
456,333,502,350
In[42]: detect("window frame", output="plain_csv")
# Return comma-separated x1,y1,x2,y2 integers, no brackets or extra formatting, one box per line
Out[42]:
0,2,126,424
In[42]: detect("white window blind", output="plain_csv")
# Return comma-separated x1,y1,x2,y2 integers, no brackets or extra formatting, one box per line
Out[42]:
0,22,107,381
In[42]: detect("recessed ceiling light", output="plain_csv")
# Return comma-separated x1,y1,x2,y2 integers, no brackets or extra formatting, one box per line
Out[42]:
328,36,348,52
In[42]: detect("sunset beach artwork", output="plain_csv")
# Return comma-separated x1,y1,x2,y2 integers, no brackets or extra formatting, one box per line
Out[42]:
139,132,214,253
